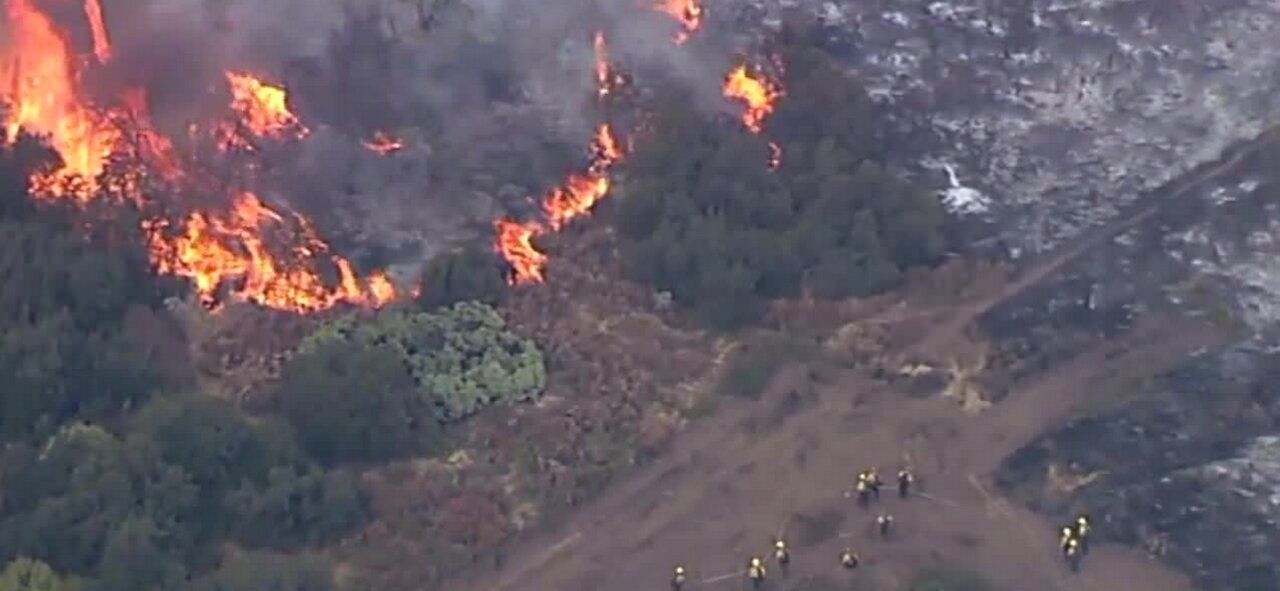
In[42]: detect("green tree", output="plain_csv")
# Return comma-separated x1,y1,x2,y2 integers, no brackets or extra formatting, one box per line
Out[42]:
0,425,142,575
226,466,369,549
612,30,945,328
125,396,304,538
91,516,186,591
0,558,80,591
300,302,546,422
416,246,508,311
278,338,436,464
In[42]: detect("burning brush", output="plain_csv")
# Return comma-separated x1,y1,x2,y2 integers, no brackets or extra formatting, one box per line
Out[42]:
0,0,397,313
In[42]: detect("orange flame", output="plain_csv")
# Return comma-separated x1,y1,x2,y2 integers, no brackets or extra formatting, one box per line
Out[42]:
224,72,309,138
83,0,111,63
363,131,403,154
146,192,395,312
1,0,121,199
592,31,624,99
655,0,703,44
1,0,397,313
722,63,782,133
495,124,624,283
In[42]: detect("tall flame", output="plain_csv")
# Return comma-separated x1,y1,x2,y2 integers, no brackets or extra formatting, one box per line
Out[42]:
145,192,396,312
83,0,111,63
1,0,120,198
225,72,309,138
654,0,703,44
722,63,782,134
593,31,625,99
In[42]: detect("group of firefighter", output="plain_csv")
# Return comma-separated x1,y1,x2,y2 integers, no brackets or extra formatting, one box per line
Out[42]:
668,467,1093,589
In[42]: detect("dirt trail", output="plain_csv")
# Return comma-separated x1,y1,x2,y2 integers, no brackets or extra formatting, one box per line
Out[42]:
440,130,1280,591
445,316,1209,591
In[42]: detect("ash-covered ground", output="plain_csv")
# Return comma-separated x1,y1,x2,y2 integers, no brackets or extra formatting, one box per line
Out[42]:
738,0,1280,254
707,1,1280,588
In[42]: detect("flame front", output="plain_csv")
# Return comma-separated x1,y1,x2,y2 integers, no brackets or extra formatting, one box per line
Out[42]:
723,64,782,133
493,31,628,284
225,72,309,138
1,0,120,198
1,0,398,313
83,0,111,63
146,192,395,312
655,0,703,44
593,31,624,99
363,131,403,154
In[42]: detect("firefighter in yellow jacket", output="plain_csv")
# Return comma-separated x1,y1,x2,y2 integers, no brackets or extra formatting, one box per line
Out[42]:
897,467,914,498
747,556,766,588
840,548,860,570
1063,536,1082,571
773,539,790,575
1074,513,1091,554
1058,525,1075,553
671,565,686,590
854,474,872,507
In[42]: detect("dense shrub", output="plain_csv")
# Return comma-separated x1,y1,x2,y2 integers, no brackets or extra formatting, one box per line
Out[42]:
613,33,944,328
300,301,546,423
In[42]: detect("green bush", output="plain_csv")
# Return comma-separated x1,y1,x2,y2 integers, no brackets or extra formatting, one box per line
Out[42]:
300,301,546,422
278,339,437,464
0,557,81,591
416,246,508,312
612,31,944,329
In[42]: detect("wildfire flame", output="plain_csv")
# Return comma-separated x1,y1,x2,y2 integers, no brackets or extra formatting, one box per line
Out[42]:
225,72,309,138
146,192,395,312
0,0,397,313
654,0,703,44
2,0,121,198
593,31,625,99
363,131,403,154
83,0,111,63
722,63,782,134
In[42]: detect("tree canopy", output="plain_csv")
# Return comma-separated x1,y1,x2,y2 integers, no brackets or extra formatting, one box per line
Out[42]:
299,301,546,423
612,34,945,328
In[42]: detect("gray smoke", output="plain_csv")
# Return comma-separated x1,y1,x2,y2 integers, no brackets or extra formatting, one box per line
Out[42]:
29,0,747,276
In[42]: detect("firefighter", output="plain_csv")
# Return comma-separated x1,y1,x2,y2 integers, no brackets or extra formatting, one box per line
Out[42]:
840,548,860,570
1063,536,1082,572
876,513,894,538
1058,525,1075,554
747,556,767,588
671,565,686,591
773,539,790,574
897,467,914,498
854,475,872,507
866,468,883,500
1074,513,1091,554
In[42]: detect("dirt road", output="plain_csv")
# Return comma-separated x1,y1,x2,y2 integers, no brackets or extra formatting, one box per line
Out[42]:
440,128,1280,591
441,308,1216,591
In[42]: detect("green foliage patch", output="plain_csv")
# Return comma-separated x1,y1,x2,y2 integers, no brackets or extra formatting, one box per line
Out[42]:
299,301,546,423
612,29,945,328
